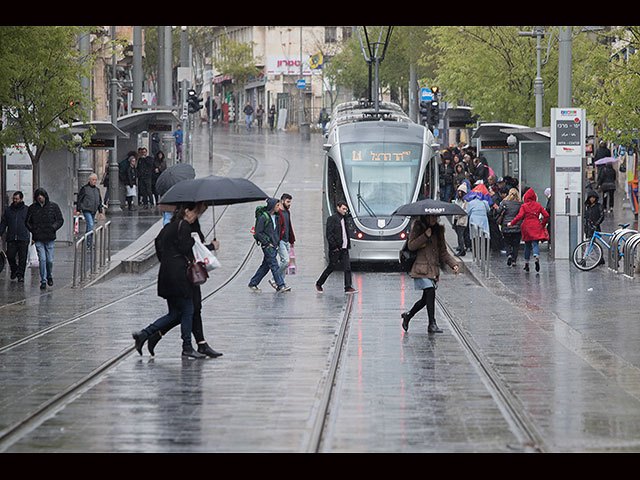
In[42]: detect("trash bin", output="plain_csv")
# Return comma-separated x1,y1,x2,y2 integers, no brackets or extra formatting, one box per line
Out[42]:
300,122,310,140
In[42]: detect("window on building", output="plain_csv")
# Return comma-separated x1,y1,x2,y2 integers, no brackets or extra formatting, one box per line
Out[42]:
325,27,337,44
342,27,352,41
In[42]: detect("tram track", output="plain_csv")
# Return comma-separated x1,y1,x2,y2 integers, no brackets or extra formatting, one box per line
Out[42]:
436,295,547,453
0,152,291,452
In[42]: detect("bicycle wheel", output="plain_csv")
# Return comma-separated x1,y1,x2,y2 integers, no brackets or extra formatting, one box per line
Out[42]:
572,240,603,271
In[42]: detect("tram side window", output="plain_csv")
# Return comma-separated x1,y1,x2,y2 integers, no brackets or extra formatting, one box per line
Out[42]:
327,157,345,214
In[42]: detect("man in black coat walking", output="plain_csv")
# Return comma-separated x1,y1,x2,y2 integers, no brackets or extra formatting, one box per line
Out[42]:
315,200,357,293
25,188,64,289
0,191,30,281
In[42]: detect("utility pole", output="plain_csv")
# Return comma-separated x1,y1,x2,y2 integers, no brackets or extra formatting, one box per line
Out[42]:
558,26,573,108
132,26,142,110
519,26,546,128
108,26,120,209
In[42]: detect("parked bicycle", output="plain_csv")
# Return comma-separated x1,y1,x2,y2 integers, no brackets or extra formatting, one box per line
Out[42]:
572,223,630,271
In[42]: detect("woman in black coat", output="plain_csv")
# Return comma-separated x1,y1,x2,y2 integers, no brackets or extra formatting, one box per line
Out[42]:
145,211,223,358
132,202,206,359
497,188,523,266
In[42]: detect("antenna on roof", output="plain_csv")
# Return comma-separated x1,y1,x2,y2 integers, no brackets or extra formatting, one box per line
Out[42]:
357,26,394,113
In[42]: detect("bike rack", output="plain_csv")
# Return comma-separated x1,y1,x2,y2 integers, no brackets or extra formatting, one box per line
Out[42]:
470,222,490,277
608,228,637,272
72,220,111,287
622,232,640,278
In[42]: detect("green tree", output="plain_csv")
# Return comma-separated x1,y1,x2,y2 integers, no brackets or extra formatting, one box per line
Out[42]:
0,26,96,189
577,26,640,147
211,37,260,84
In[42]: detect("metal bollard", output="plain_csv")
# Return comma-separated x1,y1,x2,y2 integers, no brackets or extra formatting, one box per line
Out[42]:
622,233,640,278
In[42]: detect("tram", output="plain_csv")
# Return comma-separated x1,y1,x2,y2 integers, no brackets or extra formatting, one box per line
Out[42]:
321,99,441,263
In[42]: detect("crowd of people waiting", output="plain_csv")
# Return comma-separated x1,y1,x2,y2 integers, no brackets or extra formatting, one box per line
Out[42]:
101,146,168,212
438,145,551,272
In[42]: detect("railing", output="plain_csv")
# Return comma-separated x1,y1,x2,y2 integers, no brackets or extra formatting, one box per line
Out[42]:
622,232,640,278
73,221,111,287
608,227,637,272
469,222,490,277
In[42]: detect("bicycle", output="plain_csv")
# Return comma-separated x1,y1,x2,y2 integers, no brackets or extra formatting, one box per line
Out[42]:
571,223,630,271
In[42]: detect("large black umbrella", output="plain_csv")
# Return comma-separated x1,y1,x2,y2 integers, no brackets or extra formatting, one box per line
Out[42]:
159,175,269,239
392,198,467,217
154,163,196,197
159,175,268,205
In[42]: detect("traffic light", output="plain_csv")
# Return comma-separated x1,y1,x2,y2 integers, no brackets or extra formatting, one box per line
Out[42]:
187,89,203,114
419,101,430,126
428,100,440,128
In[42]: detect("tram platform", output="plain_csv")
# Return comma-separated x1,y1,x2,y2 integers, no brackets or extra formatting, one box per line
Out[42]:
3,127,640,452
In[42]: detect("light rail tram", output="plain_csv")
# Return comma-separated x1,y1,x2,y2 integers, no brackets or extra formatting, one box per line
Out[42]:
321,99,441,263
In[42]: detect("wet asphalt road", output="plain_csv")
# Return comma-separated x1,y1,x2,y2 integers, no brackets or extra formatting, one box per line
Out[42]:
2,122,640,452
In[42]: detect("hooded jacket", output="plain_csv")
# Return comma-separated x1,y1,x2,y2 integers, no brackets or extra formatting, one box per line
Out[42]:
254,198,280,248
453,184,469,227
25,188,64,242
584,191,604,231
510,188,549,242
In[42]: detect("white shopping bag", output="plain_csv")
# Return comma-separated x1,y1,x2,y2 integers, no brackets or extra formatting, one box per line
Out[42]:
126,185,137,197
28,243,39,268
191,233,221,271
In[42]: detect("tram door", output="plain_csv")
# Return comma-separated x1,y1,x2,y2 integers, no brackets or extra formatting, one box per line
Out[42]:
326,157,346,213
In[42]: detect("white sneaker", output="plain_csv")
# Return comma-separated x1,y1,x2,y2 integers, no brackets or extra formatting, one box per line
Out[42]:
248,285,261,293
277,285,291,293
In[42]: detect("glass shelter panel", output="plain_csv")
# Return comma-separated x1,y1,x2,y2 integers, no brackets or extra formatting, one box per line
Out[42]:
520,141,551,200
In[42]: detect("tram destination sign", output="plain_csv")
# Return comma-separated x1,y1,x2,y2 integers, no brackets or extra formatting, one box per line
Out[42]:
344,143,420,163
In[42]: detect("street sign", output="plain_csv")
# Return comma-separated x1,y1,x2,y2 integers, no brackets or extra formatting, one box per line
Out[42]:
421,88,433,102
551,108,585,157
297,79,306,89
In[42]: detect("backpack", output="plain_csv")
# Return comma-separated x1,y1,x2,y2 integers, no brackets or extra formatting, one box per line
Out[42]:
251,205,271,244
399,239,417,273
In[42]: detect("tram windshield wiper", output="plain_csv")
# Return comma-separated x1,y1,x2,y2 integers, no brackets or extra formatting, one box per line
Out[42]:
357,180,377,217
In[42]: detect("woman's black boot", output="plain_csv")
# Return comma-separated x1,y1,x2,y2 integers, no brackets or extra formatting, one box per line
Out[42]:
401,312,411,332
147,331,162,356
198,342,223,358
132,330,149,355
428,320,443,333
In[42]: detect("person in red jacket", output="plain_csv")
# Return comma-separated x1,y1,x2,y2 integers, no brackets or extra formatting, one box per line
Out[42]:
508,188,549,272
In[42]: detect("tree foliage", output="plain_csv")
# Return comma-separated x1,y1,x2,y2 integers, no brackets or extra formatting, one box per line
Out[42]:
0,26,97,187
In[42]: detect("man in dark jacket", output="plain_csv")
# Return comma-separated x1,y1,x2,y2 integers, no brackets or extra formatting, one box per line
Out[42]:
137,147,154,208
315,200,357,293
248,198,290,293
76,173,103,249
0,191,30,281
25,188,64,289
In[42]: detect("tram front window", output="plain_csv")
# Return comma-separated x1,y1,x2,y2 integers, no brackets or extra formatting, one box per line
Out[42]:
341,142,422,217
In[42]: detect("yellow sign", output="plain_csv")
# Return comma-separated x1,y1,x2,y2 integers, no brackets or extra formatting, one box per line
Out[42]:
310,52,323,70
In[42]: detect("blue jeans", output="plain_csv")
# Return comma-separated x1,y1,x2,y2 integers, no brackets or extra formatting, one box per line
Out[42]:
250,245,284,289
141,296,195,351
276,241,291,279
84,212,95,247
523,240,540,261
246,115,253,131
35,240,55,283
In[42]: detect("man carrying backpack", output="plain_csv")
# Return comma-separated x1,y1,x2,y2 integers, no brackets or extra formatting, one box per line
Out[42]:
248,198,291,293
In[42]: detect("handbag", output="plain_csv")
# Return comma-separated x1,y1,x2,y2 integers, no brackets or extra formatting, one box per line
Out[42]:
191,233,221,271
186,259,209,285
28,243,39,268
126,185,137,197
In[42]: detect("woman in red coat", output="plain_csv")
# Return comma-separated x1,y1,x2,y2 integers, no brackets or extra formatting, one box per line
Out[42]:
508,188,549,272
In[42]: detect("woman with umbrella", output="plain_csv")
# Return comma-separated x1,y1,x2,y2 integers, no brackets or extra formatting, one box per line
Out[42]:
132,202,208,359
392,199,463,334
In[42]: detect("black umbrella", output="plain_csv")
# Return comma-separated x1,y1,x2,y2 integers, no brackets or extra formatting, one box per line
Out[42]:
391,198,467,217
154,163,196,197
159,175,268,205
159,175,269,239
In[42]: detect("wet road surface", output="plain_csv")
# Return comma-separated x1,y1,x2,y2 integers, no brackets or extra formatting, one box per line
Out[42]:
3,123,640,452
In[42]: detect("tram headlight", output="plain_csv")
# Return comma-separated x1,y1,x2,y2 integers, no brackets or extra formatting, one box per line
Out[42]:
357,232,364,239
400,232,406,239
